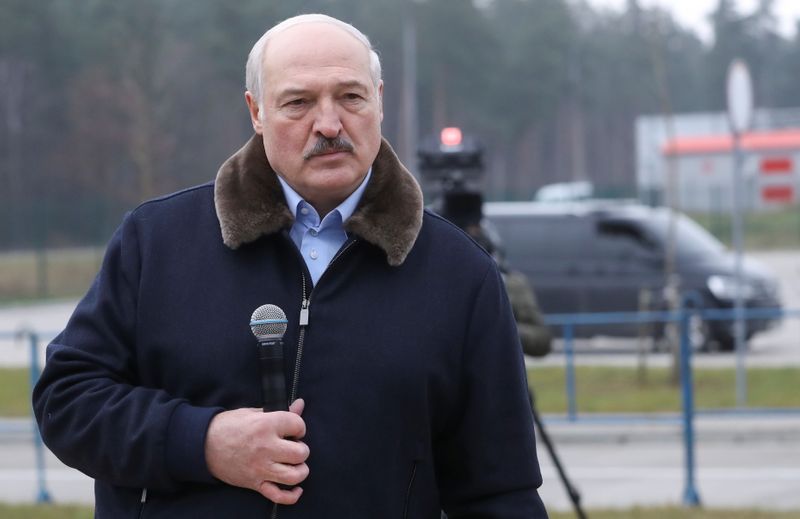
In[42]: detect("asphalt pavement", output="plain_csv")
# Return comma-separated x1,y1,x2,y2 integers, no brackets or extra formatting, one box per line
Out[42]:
2,412,799,512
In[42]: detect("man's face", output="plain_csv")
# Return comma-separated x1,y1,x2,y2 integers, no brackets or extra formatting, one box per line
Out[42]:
246,22,384,216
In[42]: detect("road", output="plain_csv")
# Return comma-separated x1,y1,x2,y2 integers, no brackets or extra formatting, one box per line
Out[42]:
2,414,800,512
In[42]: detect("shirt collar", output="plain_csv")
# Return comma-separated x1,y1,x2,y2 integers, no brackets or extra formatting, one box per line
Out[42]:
277,167,373,223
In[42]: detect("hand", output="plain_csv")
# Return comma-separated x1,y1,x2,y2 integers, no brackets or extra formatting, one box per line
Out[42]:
205,399,309,505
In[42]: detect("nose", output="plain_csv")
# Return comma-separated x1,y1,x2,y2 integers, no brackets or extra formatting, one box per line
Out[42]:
311,99,342,138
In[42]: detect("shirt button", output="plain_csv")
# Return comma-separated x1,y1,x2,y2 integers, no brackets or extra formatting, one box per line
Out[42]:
309,229,318,237
300,207,310,215
309,249,319,260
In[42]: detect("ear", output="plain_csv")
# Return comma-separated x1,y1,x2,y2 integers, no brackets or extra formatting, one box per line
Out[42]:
377,80,384,122
245,91,264,134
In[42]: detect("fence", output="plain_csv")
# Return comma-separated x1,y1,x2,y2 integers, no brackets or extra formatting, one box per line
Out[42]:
543,299,799,507
0,329,51,504
2,300,798,507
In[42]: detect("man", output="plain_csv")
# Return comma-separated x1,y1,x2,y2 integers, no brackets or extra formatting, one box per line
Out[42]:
33,14,548,518
462,222,552,358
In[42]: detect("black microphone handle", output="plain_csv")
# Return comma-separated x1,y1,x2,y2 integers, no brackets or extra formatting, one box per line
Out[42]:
258,338,288,412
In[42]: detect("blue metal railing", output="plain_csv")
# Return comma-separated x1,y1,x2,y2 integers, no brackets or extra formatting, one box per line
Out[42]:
541,301,799,507
543,305,798,422
3,303,798,508
0,329,52,503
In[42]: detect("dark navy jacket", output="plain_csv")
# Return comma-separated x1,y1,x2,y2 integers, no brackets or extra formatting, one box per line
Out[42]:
33,136,547,518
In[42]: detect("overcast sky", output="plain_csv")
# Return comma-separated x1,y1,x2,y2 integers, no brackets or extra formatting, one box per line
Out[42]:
585,0,800,42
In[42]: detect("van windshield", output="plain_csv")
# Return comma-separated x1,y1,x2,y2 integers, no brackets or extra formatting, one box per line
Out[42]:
642,211,726,259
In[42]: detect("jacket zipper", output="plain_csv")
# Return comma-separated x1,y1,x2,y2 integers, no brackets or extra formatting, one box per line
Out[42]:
137,488,147,519
289,238,357,402
273,238,358,518
403,462,418,519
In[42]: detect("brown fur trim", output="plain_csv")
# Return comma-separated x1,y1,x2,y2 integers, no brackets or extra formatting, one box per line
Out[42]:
214,134,423,266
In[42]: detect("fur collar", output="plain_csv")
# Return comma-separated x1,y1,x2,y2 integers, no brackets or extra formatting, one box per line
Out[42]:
214,134,423,266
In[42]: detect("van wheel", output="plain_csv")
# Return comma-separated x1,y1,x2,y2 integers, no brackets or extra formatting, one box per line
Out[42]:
714,335,748,352
657,319,709,353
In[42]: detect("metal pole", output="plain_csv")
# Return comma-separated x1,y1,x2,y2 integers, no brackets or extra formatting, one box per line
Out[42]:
399,0,418,176
731,134,747,407
679,300,701,507
28,332,52,503
563,324,578,422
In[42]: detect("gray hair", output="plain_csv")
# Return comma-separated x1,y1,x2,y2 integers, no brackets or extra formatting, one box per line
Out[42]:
245,14,382,108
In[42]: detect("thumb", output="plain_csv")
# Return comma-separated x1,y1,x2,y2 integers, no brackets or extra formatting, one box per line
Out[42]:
289,398,305,416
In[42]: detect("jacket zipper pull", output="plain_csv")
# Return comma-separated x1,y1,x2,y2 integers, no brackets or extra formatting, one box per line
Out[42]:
299,299,310,326
140,487,148,503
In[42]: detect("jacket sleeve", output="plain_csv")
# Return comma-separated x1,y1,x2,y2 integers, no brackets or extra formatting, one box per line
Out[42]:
32,212,223,491
437,264,549,518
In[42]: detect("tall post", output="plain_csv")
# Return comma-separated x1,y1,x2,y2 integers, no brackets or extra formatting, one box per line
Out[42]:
679,298,701,507
28,332,52,503
563,323,577,422
398,0,418,176
726,59,753,408
731,135,748,406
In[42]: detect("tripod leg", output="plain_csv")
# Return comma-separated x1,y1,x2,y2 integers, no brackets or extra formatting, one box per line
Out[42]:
530,389,588,519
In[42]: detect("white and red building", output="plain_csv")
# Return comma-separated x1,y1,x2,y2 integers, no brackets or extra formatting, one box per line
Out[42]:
636,109,800,212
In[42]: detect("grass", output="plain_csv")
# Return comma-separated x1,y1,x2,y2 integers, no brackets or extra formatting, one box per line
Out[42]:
553,509,800,518
689,207,800,250
6,366,799,418
0,247,102,304
0,368,34,416
0,505,92,519
1,504,799,519
527,366,800,414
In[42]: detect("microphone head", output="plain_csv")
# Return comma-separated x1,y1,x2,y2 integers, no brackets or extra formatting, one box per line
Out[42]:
250,304,288,340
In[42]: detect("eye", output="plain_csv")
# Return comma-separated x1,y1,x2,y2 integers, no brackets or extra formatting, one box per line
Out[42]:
343,92,364,102
284,98,307,108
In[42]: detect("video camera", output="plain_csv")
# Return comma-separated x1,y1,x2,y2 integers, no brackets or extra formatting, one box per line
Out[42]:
418,127,486,229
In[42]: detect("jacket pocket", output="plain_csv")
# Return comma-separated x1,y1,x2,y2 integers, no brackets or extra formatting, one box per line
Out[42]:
403,461,418,519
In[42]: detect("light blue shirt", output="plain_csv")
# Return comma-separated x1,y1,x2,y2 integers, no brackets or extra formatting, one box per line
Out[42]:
277,169,372,285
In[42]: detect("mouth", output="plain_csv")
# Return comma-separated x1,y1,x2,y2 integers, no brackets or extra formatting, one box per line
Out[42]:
307,149,351,160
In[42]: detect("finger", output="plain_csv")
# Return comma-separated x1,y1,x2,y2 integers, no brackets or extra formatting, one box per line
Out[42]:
258,480,304,505
289,398,305,416
275,439,310,465
269,461,310,486
277,412,306,440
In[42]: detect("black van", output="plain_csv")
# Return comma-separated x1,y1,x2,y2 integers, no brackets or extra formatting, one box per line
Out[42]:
483,201,783,351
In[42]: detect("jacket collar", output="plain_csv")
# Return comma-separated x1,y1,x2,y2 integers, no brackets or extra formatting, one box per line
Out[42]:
214,134,424,266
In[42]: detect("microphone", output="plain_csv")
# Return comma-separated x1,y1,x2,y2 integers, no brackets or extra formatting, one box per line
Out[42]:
249,304,289,412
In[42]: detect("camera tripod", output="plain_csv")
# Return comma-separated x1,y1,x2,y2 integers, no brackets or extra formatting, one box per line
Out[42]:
530,389,588,519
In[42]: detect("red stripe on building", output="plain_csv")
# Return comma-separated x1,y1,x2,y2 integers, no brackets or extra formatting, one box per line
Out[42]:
662,128,800,156
760,157,793,174
761,185,794,203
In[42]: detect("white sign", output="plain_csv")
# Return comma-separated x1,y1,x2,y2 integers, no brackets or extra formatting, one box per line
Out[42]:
726,59,754,135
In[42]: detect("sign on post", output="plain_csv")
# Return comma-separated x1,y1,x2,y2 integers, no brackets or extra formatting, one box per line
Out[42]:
725,58,753,407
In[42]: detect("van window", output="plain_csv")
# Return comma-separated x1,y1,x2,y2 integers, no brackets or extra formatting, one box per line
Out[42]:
641,212,725,260
596,219,658,254
492,215,588,260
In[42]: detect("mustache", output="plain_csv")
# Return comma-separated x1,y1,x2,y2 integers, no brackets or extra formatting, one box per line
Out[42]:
303,136,354,159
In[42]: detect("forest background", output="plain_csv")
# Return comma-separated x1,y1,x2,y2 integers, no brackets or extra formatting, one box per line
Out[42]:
2,0,798,249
